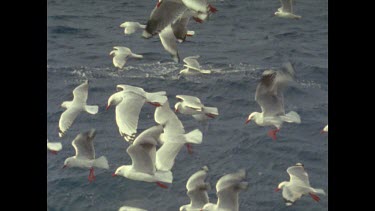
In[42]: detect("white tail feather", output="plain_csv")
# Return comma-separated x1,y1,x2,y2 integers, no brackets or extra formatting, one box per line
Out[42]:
94,156,109,169
313,188,326,195
203,106,218,116
131,53,143,59
280,111,301,123
85,105,99,114
184,129,203,144
155,170,173,183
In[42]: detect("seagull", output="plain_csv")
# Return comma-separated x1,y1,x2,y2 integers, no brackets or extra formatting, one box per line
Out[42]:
179,56,211,75
245,62,301,140
180,166,211,211
274,0,301,19
142,0,217,39
63,129,109,183
59,80,98,137
321,124,328,133
106,84,167,142
154,101,203,171
276,163,326,206
142,0,188,39
174,95,218,121
109,46,143,69
201,169,248,211
118,206,147,211
120,21,146,35
47,139,62,154
113,125,173,189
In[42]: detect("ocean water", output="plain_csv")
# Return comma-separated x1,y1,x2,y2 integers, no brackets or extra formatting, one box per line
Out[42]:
47,0,328,210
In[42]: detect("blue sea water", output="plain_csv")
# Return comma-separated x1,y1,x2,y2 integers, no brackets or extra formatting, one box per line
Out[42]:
47,0,328,210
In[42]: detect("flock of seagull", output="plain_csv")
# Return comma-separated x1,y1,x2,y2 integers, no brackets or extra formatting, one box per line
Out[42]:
47,0,328,210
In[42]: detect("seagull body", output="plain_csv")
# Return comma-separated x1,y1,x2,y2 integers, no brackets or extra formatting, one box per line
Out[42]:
245,62,301,140
201,169,248,211
47,139,62,154
174,95,218,121
59,80,98,137
120,21,146,35
113,125,173,188
63,129,109,182
180,56,211,75
154,101,203,171
180,166,210,211
276,163,326,206
109,46,143,69
107,84,167,142
274,0,301,19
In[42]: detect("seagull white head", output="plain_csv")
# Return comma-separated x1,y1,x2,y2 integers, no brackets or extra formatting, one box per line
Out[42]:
63,157,79,169
245,112,261,124
174,102,182,113
112,166,130,177
106,93,123,111
275,181,288,192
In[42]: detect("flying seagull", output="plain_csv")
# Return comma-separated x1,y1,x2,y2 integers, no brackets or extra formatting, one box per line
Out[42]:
245,62,301,140
58,80,98,137
276,163,326,206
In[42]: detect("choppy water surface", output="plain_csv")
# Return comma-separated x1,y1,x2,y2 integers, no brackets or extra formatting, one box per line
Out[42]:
47,0,328,210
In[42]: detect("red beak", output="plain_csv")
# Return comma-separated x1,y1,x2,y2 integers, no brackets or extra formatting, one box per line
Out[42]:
175,109,178,113
62,165,67,169
112,173,117,177
106,105,110,111
275,188,281,192
245,119,251,124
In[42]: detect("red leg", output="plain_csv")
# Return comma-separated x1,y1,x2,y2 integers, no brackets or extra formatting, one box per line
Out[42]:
205,113,216,119
156,182,168,189
267,128,280,140
309,193,320,202
208,4,218,13
148,102,161,107
193,17,203,23
186,144,193,155
49,150,58,155
88,168,96,183
156,1,162,8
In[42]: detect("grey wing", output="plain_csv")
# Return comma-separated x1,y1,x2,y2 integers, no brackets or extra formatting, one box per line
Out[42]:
59,107,81,137
72,80,89,104
186,168,209,190
115,93,146,142
287,166,310,186
216,169,247,192
127,142,156,175
255,70,286,117
159,25,180,63
187,188,210,208
281,0,293,13
72,129,96,160
145,1,187,36
171,12,191,41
